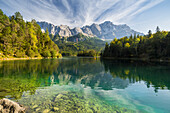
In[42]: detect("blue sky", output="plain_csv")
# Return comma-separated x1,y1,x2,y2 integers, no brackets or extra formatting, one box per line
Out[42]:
0,0,170,34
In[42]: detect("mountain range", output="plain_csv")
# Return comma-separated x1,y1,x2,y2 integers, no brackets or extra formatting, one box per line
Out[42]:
37,21,144,40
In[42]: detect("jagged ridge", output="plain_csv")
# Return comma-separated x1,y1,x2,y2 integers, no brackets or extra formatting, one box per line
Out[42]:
37,21,144,39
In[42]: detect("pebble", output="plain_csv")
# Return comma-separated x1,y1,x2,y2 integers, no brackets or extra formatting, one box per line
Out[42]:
43,109,50,113
53,107,59,111
32,105,38,109
35,108,40,111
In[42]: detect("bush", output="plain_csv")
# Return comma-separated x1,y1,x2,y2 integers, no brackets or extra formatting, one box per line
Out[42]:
50,50,57,58
41,49,51,57
26,49,35,57
62,52,72,56
88,50,96,57
34,50,41,57
15,50,25,58
56,53,62,58
77,50,96,57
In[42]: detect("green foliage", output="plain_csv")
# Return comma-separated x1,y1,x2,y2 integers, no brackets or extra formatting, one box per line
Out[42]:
27,49,35,57
0,9,60,58
54,34,105,56
102,29,170,59
50,49,57,58
41,49,51,57
77,50,97,57
15,50,25,58
156,26,160,33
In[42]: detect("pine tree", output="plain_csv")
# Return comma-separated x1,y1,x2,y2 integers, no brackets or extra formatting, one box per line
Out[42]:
156,26,160,33
148,30,152,38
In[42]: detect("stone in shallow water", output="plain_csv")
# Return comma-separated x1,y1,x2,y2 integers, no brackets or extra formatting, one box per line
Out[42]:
53,107,59,111
0,98,25,113
56,94,63,98
43,109,50,113
35,107,40,111
32,105,38,109
54,94,64,102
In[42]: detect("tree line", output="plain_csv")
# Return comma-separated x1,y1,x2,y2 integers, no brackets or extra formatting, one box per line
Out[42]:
53,33,105,56
102,27,170,59
0,9,61,58
77,50,98,57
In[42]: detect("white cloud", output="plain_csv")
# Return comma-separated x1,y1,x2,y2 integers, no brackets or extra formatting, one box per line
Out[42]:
0,0,164,28
129,0,164,17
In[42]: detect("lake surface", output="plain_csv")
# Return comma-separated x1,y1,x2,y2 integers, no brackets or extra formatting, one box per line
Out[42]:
0,57,170,113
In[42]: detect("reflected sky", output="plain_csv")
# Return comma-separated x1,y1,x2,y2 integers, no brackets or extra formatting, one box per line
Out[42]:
0,58,170,112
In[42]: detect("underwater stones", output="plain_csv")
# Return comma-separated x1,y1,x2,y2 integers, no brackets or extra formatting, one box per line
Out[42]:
43,109,50,113
53,107,59,111
32,105,38,109
91,107,98,112
0,98,25,113
54,94,63,101
35,107,40,111
17,90,135,113
86,109,93,113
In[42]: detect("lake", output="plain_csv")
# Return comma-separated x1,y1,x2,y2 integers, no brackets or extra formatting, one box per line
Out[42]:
0,57,170,113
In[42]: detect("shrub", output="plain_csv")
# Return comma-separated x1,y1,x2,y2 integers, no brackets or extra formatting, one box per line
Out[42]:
50,50,57,58
15,50,25,58
41,49,51,57
26,49,35,57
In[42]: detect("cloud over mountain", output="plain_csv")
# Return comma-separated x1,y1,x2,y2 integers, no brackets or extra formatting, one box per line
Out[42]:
0,0,164,32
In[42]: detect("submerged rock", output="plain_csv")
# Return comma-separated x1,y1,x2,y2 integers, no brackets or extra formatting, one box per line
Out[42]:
35,107,40,111
53,107,59,111
56,94,63,99
32,105,38,109
0,98,25,113
43,109,50,113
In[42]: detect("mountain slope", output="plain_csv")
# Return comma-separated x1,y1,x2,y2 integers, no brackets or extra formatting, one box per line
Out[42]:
37,21,144,39
54,33,105,56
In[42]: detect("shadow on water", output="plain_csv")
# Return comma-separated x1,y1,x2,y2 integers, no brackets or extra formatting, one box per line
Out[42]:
101,59,170,92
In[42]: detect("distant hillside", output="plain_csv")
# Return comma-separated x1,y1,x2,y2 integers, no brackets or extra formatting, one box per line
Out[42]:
37,21,144,40
53,33,105,56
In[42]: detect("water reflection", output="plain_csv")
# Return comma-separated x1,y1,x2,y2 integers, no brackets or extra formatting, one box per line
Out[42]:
1,58,170,112
0,58,170,100
101,59,170,92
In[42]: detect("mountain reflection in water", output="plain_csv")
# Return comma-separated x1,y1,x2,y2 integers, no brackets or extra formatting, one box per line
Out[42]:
0,58,170,112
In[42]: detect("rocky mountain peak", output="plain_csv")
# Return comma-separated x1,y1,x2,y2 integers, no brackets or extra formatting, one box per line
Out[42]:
90,23,102,37
37,21,144,39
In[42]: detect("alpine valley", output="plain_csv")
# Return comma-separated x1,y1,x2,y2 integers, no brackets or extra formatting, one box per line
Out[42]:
37,21,144,40
1,1,170,113
37,21,144,56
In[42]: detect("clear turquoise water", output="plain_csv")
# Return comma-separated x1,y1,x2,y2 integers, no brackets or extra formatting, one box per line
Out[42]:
0,57,170,113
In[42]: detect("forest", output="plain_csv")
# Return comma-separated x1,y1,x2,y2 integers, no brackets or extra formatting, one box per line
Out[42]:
2,8,170,59
102,27,170,60
52,33,105,56
0,9,61,58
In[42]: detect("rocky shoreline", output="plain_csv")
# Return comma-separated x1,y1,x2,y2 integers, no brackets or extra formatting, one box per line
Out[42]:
1,91,135,113
0,98,25,113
